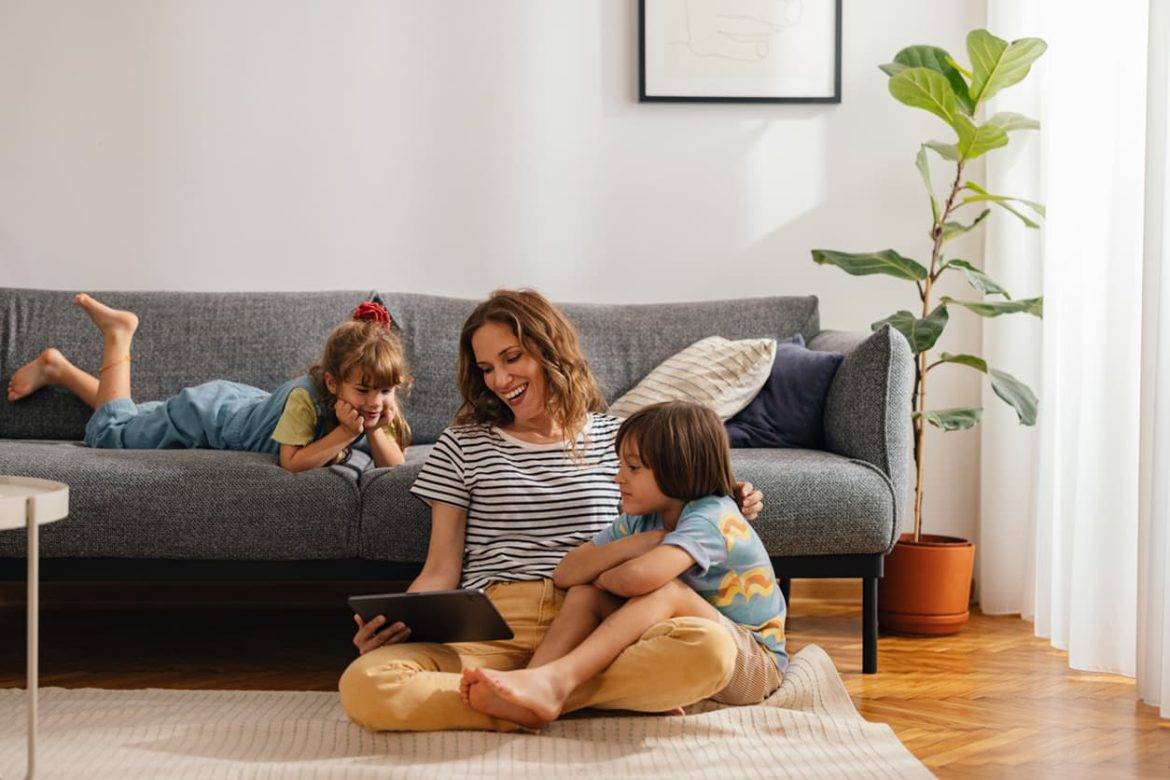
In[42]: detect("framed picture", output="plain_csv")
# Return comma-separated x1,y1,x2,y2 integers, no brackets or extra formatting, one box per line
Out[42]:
639,0,842,103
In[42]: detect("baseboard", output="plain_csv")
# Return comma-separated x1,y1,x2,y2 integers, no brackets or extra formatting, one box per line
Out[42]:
789,578,860,603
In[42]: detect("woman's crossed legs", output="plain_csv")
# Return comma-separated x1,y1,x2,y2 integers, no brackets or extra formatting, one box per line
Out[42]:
338,580,736,733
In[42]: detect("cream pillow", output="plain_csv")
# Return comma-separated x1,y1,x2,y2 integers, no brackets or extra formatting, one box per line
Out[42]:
608,336,778,421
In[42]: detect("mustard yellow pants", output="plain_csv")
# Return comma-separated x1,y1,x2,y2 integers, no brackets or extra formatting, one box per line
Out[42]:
339,579,738,732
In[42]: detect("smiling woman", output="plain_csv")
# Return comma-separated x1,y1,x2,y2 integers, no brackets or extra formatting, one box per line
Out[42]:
457,289,605,452
339,288,765,733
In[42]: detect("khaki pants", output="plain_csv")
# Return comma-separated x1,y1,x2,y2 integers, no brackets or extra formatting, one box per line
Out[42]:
339,579,738,732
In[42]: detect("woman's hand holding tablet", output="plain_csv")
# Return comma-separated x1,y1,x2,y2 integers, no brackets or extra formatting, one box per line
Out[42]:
348,589,513,649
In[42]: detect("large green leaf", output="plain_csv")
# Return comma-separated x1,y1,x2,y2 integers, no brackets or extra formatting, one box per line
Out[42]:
986,111,1040,132
811,249,928,280
938,352,989,372
940,209,990,243
888,67,960,126
941,296,1043,317
883,46,974,114
960,181,1045,227
940,259,1011,297
934,353,1038,426
915,407,983,431
872,304,949,354
967,30,1047,106
916,146,940,223
924,140,959,161
953,115,1009,160
989,368,1038,425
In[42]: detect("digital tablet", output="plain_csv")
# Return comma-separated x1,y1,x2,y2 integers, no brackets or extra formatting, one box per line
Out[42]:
347,589,514,644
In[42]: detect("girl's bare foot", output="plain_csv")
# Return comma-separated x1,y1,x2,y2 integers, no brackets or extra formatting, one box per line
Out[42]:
461,668,548,730
7,348,66,402
474,667,571,726
74,293,139,339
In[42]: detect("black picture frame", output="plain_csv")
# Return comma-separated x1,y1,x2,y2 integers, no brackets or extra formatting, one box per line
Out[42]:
639,0,842,104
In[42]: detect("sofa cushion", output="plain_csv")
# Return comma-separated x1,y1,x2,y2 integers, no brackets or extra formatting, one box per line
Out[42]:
376,293,823,444
356,444,435,562
0,289,378,442
731,448,897,556
2,289,822,446
726,335,844,449
356,445,896,563
607,336,777,421
0,440,359,560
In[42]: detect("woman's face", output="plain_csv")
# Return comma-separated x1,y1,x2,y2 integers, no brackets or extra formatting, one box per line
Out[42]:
471,321,549,428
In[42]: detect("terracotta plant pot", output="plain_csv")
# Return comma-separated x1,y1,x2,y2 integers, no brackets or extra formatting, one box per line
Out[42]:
878,533,975,636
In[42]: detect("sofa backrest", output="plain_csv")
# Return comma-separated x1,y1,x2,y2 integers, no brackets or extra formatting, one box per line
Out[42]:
1,288,820,444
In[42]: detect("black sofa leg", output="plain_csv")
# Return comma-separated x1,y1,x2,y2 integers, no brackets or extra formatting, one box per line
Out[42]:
862,576,878,674
779,577,791,606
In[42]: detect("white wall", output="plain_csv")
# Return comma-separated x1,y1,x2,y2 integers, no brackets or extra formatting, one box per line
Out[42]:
0,0,987,542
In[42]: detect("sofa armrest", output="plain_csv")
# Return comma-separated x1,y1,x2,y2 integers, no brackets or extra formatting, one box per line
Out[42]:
807,324,914,540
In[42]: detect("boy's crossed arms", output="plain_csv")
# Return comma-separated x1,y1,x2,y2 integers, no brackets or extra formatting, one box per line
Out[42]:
459,530,725,729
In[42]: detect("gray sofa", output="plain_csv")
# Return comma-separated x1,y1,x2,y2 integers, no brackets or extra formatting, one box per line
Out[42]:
0,288,913,672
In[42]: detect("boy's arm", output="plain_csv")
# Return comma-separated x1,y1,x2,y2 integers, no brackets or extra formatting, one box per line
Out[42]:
552,531,666,589
595,545,697,598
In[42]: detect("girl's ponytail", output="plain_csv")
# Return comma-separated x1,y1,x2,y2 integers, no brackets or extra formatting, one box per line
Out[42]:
351,301,393,329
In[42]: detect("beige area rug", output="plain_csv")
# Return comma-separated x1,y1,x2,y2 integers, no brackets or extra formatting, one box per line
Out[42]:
0,645,929,778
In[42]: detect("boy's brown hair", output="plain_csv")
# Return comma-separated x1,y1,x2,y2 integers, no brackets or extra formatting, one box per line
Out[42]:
615,401,737,501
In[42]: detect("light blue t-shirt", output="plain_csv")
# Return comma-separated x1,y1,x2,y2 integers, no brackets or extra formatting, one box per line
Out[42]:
593,494,788,674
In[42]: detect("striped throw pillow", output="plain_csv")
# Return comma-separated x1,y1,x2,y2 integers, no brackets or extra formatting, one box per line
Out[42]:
608,336,778,421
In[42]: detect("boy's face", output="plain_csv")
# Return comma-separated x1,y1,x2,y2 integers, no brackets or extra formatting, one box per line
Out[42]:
327,370,395,427
615,441,671,516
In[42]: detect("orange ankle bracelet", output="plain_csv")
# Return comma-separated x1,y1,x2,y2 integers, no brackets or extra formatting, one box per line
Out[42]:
99,354,131,373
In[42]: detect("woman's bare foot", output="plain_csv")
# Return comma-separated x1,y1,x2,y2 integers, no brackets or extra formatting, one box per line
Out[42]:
472,666,572,726
74,293,138,340
461,668,549,730
7,348,67,402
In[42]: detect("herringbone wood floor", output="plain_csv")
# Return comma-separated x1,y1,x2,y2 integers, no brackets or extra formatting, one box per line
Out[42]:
0,583,1165,777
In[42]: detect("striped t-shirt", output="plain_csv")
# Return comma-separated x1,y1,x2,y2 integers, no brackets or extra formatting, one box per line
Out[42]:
410,413,623,590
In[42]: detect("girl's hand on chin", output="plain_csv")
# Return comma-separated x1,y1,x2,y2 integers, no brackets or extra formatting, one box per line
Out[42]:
371,391,399,430
335,399,364,436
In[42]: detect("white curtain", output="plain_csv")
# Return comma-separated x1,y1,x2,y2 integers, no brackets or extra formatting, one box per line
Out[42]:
1138,0,1170,719
977,3,1044,617
981,0,1170,713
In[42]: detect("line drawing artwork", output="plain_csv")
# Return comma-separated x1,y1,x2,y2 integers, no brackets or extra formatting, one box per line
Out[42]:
666,0,804,64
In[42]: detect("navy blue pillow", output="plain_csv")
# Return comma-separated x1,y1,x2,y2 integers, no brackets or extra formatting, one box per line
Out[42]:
725,334,844,449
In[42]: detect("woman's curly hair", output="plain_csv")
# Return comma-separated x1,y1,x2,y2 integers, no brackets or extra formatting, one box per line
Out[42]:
455,289,605,456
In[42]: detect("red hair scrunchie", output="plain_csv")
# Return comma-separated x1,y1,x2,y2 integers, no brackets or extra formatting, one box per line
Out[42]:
352,301,392,328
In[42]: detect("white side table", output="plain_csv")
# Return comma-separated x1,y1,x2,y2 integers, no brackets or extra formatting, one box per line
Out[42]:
0,477,68,780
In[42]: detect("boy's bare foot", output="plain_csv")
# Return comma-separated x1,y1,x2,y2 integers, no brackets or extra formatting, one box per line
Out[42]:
74,293,138,340
461,668,549,730
474,667,571,727
7,347,66,402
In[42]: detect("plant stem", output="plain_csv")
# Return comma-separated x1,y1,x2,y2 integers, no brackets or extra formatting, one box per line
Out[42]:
913,159,966,542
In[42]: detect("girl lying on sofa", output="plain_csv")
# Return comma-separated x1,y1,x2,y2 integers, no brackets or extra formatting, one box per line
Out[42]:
6,294,410,472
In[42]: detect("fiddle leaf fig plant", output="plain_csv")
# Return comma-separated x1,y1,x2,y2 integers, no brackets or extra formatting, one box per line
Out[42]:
811,29,1047,541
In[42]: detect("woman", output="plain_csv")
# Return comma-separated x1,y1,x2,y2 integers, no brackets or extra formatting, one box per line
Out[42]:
339,289,764,732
